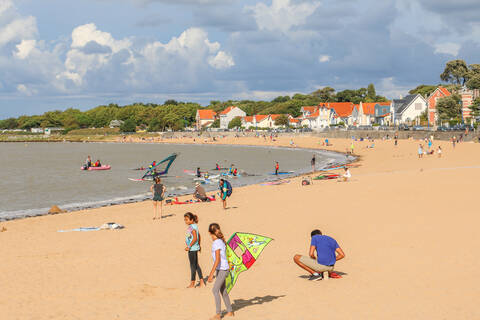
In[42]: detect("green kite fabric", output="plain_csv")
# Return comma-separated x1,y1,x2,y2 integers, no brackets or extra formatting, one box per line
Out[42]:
225,232,273,293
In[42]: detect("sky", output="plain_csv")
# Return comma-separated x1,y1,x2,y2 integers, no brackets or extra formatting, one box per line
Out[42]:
1,0,480,118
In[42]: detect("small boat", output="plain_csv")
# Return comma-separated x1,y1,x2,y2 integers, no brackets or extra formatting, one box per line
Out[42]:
81,165,111,171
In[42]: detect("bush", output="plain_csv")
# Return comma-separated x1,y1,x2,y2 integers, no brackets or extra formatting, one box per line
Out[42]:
228,117,242,129
120,118,137,133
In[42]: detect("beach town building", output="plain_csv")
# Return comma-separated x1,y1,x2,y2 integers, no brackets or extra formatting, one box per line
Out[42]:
109,120,124,128
253,114,270,128
300,103,336,129
459,87,480,122
195,109,217,130
374,103,393,125
392,94,427,125
329,102,357,126
219,106,246,129
427,86,451,126
31,128,44,133
289,117,301,128
357,102,390,125
242,116,255,129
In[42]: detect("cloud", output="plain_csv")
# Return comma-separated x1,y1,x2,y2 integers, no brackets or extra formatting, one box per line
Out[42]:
14,39,36,59
79,41,113,55
208,51,235,69
318,55,330,63
433,42,460,56
246,0,321,33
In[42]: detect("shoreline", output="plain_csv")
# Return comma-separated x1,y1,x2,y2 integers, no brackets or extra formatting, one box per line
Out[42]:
0,141,353,222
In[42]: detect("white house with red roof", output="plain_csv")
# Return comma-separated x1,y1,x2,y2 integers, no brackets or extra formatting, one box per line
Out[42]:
427,86,451,126
219,106,246,129
300,103,337,129
195,109,217,130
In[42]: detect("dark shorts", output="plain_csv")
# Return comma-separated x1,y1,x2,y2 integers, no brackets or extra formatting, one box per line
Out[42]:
153,195,164,202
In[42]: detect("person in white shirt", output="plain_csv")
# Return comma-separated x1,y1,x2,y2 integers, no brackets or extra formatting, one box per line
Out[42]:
340,167,351,182
207,223,234,319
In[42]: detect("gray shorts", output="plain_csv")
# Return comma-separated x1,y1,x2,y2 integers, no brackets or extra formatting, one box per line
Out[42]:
299,256,334,272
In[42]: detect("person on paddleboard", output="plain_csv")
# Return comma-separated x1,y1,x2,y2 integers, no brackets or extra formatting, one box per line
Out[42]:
275,161,279,175
196,167,202,178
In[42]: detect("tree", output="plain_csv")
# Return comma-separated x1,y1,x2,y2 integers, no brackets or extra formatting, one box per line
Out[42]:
274,114,289,127
211,119,220,128
366,83,376,100
148,118,163,132
440,60,470,85
272,96,290,103
466,74,480,90
470,98,480,119
409,85,437,97
436,95,462,122
164,99,178,105
228,117,242,129
120,118,137,132
311,87,335,102
0,118,18,129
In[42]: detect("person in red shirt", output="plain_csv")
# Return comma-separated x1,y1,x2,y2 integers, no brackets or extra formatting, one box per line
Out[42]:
275,161,279,175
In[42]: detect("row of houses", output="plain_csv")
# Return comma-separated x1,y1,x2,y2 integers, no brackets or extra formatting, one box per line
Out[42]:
196,86,479,131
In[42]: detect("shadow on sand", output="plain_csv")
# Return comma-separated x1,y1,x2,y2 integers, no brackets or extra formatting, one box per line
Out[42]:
298,270,348,279
232,295,286,312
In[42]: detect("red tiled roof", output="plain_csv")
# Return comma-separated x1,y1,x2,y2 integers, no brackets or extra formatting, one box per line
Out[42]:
219,106,236,115
289,118,300,123
329,102,354,117
301,106,317,113
197,109,216,120
270,114,285,120
361,103,376,115
307,111,320,118
438,86,451,96
376,101,391,106
380,113,391,118
243,116,253,122
255,115,268,122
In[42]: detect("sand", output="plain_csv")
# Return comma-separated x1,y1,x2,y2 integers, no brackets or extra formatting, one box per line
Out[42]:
1,136,479,319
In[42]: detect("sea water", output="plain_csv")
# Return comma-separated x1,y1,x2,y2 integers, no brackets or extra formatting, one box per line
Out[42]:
0,142,350,220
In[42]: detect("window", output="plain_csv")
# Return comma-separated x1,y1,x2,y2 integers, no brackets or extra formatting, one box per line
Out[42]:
415,103,422,110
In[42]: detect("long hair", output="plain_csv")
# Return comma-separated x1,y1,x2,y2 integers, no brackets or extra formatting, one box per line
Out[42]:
208,223,225,243
154,177,161,184
184,212,198,223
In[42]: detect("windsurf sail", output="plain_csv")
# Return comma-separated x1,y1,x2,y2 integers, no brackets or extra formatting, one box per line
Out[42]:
225,232,273,293
142,153,178,179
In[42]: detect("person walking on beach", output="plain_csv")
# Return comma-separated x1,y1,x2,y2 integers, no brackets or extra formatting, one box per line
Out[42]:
218,179,232,210
207,223,234,319
275,161,279,175
452,136,456,149
150,177,166,219
350,142,354,155
311,155,316,172
184,212,205,288
437,146,442,158
418,144,423,159
293,229,345,280
428,139,433,150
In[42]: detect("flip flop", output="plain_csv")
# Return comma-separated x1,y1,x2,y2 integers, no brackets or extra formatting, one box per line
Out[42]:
329,272,342,279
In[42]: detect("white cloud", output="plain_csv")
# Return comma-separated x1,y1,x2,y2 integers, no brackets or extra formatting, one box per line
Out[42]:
0,16,37,47
0,0,13,16
14,39,36,59
208,51,235,69
16,84,36,96
246,0,321,33
433,42,460,56
318,55,330,63
377,77,410,99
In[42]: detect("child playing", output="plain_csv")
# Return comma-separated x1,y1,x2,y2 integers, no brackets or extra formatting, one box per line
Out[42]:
184,212,205,288
437,146,442,158
207,223,234,319
150,177,166,220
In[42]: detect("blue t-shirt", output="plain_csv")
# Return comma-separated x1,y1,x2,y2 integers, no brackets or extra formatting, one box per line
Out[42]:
311,235,340,266
186,224,200,251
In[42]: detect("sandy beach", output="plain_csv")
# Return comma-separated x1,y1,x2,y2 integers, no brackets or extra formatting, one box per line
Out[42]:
1,136,479,319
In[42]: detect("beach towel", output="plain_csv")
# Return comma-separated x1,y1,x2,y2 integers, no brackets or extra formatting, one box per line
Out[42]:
58,222,124,232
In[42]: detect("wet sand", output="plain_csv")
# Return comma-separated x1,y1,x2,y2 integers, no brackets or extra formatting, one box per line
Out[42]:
1,136,479,319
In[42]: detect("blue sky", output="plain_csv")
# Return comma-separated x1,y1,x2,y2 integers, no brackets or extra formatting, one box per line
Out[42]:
1,0,480,118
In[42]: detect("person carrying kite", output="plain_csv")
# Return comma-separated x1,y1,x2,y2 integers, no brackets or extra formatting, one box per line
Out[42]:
207,223,234,319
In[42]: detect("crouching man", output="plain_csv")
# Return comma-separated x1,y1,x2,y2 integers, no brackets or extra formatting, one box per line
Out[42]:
293,229,345,280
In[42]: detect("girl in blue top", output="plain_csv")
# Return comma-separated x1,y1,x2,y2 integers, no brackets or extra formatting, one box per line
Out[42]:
184,212,205,288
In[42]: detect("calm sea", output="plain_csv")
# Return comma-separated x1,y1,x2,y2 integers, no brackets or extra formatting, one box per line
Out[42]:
0,142,350,220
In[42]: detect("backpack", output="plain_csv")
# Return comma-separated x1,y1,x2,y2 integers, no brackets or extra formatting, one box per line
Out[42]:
225,180,233,196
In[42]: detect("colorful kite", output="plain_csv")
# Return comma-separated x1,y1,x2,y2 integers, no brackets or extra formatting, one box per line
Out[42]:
225,232,273,293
